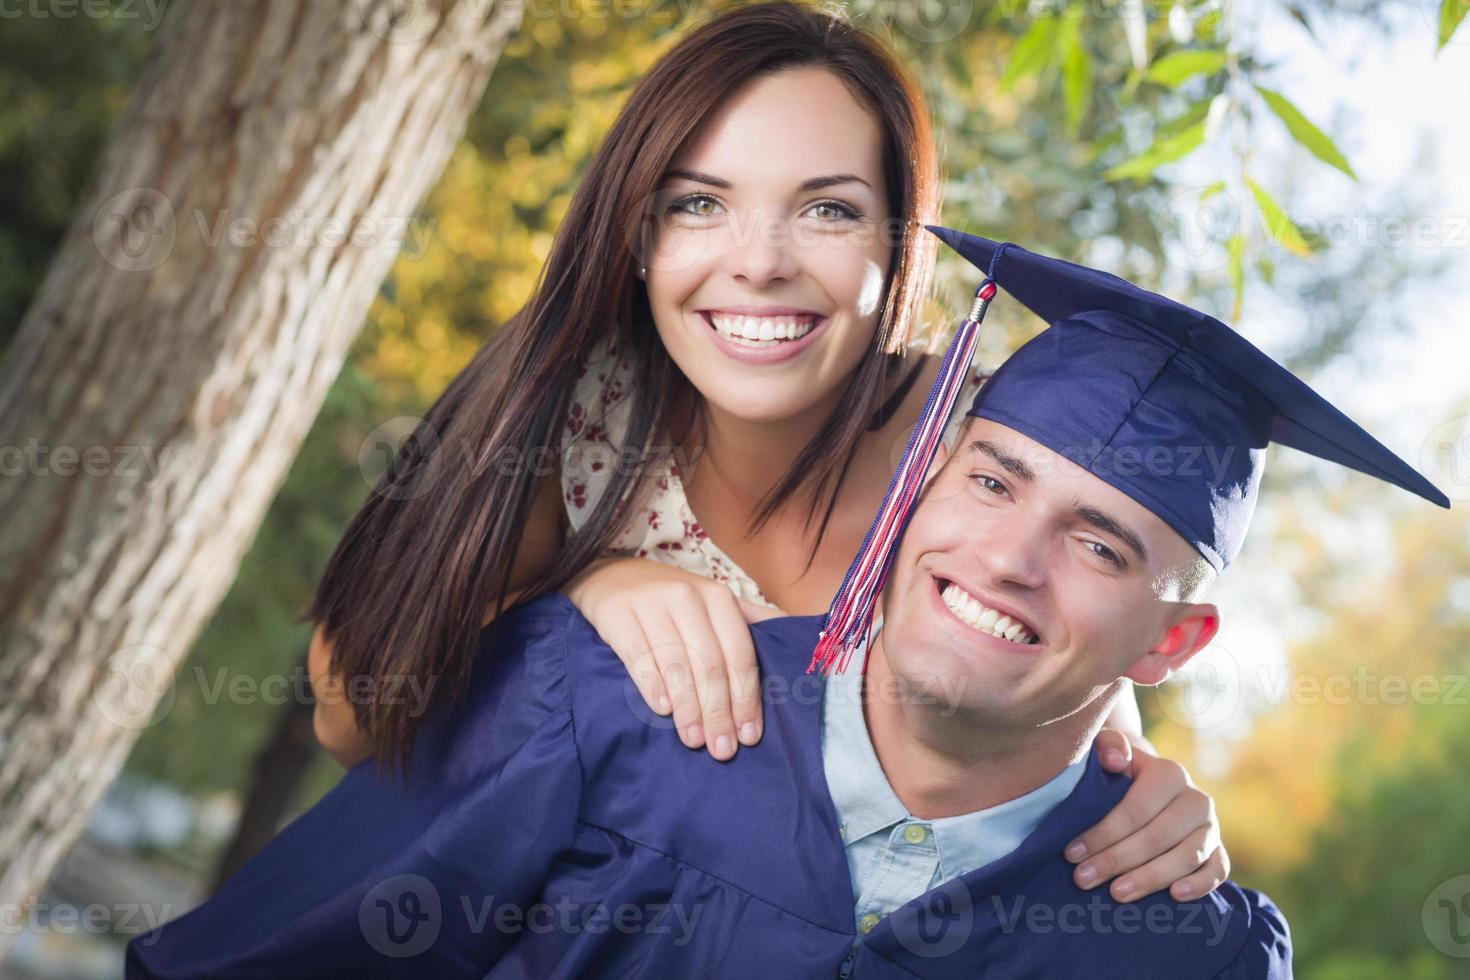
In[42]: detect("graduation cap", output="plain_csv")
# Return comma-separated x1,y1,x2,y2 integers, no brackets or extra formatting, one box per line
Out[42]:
808,226,1450,675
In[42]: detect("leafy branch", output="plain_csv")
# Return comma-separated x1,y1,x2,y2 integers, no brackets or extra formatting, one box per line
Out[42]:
998,0,1384,317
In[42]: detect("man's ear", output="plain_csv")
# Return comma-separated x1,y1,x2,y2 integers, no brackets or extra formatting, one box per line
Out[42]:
1124,604,1220,686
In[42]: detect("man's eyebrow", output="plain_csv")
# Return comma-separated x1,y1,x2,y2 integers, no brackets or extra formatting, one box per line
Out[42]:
969,439,1035,483
1073,504,1149,563
659,170,872,192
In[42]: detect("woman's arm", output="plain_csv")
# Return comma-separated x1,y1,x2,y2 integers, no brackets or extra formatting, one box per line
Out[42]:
1070,682,1230,903
563,556,781,762
307,459,568,767
1100,679,1146,744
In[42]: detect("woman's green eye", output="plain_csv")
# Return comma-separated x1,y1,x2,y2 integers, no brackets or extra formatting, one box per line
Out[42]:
809,200,860,221
669,194,720,216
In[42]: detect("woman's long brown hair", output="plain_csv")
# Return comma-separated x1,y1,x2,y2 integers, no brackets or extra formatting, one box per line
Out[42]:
304,0,939,770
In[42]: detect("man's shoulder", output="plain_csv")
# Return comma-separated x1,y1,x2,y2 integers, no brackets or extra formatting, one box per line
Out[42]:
1027,871,1291,978
1207,881,1292,978
488,590,591,645
870,758,1292,979
910,870,1292,979
492,593,828,708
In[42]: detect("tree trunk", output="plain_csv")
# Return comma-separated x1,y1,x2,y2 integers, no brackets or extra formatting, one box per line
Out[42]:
209,650,320,894
0,0,522,956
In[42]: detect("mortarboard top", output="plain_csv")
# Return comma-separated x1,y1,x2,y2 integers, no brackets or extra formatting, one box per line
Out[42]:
926,224,1449,572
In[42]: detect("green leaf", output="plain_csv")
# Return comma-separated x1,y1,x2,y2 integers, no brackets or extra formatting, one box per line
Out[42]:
1086,126,1127,164
1103,120,1207,182
1256,253,1276,286
1002,17,1059,91
1253,85,1358,181
1245,177,1313,258
1200,179,1227,201
1440,0,1470,51
1155,97,1213,139
1227,230,1245,320
1062,34,1094,135
1143,48,1227,87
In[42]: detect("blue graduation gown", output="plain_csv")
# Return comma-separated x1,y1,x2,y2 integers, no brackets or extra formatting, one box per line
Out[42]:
127,593,1290,978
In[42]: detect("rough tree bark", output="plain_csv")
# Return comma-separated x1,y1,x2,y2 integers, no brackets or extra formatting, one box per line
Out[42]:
0,0,523,954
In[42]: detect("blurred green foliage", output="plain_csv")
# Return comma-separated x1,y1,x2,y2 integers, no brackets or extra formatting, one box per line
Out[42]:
1148,491,1470,980
0,9,152,345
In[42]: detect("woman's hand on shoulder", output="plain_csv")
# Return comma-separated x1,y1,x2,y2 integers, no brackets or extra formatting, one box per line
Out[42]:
1065,729,1230,904
564,557,781,762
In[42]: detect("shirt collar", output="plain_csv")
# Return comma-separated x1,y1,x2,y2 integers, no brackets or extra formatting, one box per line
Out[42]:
820,617,1088,880
821,635,906,845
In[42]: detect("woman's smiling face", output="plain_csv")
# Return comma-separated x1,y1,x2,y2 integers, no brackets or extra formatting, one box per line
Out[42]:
643,65,895,424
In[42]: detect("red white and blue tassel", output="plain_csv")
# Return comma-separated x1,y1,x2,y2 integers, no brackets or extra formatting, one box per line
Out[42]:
807,277,1000,675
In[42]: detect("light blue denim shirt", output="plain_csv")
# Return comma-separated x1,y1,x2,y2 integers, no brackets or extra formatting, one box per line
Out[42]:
820,619,1087,939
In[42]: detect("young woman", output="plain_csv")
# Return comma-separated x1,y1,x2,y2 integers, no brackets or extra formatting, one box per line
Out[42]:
306,1,1229,905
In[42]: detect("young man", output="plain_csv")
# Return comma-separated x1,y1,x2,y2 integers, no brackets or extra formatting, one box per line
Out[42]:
127,230,1445,978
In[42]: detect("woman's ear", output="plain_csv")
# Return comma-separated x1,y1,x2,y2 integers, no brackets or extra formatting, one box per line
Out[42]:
1125,604,1220,686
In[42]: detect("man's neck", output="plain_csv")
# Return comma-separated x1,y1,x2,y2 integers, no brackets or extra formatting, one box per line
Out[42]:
861,632,1097,821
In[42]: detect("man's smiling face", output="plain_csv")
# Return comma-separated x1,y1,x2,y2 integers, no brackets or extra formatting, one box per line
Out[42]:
877,416,1220,734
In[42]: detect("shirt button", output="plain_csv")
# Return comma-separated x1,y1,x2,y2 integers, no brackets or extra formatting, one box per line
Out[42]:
859,913,880,934
903,824,928,845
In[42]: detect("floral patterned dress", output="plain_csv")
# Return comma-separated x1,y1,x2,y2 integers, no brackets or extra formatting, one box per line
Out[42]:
558,334,987,611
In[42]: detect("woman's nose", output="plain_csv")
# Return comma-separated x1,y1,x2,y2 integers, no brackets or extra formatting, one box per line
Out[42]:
728,212,800,286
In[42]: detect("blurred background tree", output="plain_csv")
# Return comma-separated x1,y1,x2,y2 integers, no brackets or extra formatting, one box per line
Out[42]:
0,0,1464,975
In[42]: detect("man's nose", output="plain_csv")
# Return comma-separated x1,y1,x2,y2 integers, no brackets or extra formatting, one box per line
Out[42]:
727,212,800,286
971,517,1049,592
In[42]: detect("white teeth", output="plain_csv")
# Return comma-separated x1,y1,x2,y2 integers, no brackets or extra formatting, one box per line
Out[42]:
939,581,1038,645
708,313,818,345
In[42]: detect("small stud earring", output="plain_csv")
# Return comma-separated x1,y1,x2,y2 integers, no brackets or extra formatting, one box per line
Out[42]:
639,265,647,277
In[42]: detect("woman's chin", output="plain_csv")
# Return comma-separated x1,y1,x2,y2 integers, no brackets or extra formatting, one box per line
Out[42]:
696,382,832,425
